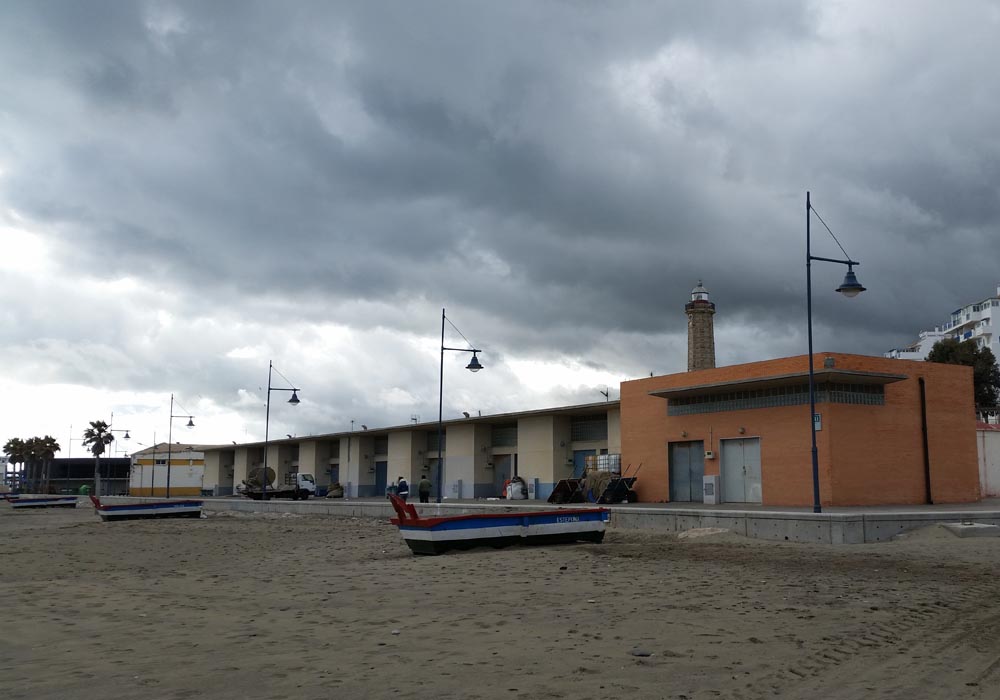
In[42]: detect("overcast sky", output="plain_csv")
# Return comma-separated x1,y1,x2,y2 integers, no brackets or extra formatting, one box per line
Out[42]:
2,1,999,454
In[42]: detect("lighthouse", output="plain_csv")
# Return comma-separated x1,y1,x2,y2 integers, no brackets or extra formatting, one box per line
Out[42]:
685,281,716,371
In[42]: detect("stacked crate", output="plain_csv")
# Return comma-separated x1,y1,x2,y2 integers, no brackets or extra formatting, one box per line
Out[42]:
584,454,621,473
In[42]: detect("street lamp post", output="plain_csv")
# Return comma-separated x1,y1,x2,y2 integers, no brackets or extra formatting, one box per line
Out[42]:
436,308,484,503
144,433,159,496
126,439,150,494
109,428,131,457
166,394,195,499
109,428,131,495
806,191,866,513
262,361,301,500
97,413,132,495
107,412,132,450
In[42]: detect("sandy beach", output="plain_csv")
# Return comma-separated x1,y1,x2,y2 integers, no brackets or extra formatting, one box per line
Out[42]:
3,504,1000,700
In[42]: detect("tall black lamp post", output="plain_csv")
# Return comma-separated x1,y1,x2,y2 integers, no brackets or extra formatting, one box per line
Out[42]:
436,308,484,503
109,427,131,494
109,428,131,456
262,361,301,500
104,414,132,493
806,191,866,513
166,394,195,498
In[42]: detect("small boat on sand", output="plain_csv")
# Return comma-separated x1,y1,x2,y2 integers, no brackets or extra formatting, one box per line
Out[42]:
4,495,77,509
388,494,609,555
89,495,203,521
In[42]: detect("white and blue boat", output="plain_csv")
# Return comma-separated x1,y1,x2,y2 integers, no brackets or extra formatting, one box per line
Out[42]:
4,495,77,509
388,495,609,555
89,495,203,522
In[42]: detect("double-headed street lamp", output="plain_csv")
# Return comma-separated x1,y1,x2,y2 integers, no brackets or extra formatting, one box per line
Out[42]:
262,361,301,500
126,439,152,495
806,191,866,514
110,428,131,457
108,411,131,457
107,427,131,493
436,308,484,503
166,394,195,498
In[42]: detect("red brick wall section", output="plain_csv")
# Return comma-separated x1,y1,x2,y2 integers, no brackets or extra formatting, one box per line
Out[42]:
620,373,671,502
923,362,981,502
621,353,980,506
827,356,979,505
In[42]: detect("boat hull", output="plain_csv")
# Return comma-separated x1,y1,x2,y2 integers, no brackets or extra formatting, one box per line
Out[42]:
93,500,204,522
393,508,609,555
6,496,78,509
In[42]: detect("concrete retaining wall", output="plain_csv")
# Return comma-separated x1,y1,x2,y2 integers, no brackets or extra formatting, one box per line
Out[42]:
96,496,1000,545
608,507,865,544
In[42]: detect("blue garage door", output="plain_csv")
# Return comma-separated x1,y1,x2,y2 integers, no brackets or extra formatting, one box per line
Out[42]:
573,450,596,478
374,461,388,497
493,454,512,497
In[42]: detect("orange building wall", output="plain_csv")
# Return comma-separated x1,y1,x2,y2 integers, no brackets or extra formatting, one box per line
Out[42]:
621,353,980,506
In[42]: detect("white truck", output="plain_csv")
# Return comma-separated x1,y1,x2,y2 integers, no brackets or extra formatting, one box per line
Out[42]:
239,468,317,501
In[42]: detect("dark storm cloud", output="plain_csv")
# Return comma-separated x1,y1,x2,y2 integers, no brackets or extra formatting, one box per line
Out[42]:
2,1,811,288
2,0,1000,438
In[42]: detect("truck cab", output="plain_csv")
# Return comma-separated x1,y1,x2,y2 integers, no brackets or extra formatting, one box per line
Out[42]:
286,472,317,499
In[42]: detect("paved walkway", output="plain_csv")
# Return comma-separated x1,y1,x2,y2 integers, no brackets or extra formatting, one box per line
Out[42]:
301,495,1000,515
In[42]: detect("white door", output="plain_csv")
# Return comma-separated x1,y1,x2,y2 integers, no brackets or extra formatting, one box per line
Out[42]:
744,438,762,503
720,438,762,504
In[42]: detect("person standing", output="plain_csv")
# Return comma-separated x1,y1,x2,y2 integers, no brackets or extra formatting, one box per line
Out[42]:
418,475,432,503
397,476,410,502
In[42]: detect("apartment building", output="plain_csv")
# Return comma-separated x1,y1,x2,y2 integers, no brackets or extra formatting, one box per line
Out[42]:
886,284,1000,360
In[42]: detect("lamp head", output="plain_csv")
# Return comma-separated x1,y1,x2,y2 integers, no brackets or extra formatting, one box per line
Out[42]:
124,431,130,440
186,417,195,428
466,352,483,373
288,390,300,405
836,266,866,298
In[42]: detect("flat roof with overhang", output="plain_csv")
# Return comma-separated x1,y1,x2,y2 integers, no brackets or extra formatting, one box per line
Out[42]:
220,400,621,449
649,369,908,400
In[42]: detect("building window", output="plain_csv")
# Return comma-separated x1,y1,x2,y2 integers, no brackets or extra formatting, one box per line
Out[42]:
571,414,608,441
667,383,885,416
427,432,445,452
374,436,389,455
491,424,518,447
155,459,167,465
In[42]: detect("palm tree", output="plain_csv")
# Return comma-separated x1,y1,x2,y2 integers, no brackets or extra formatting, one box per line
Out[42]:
36,435,61,494
82,421,114,495
23,437,42,492
3,438,26,491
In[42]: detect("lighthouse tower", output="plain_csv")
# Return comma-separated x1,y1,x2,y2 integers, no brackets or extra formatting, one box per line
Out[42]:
686,280,716,371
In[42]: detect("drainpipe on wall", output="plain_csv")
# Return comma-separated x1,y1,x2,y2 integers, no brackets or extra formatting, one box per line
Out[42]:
919,378,933,504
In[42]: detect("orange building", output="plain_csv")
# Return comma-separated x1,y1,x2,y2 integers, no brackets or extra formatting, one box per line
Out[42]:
621,353,980,507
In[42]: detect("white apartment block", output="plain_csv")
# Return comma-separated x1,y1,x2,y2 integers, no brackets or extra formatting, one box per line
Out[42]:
886,284,1000,361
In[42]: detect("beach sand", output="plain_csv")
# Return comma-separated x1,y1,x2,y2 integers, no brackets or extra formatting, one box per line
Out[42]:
3,505,1000,700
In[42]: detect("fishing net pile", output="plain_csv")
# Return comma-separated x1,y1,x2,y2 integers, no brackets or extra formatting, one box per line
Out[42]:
584,469,613,500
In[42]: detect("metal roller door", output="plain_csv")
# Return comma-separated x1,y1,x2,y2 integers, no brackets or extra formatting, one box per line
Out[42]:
720,438,761,504
669,441,705,502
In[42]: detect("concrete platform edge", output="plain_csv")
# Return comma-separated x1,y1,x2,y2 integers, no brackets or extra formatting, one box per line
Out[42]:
91,497,1000,545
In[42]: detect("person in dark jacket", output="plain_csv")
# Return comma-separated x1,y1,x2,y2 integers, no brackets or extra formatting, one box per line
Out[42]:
418,475,432,503
397,476,410,502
